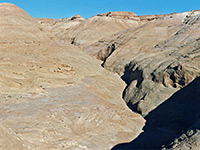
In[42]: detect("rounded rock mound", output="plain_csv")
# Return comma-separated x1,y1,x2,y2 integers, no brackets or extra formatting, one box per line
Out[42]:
0,3,51,44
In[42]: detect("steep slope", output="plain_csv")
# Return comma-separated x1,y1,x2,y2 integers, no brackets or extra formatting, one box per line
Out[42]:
37,14,84,40
0,3,145,150
88,10,200,116
110,12,200,149
77,11,200,149
85,10,200,60
0,3,53,43
56,11,144,48
39,11,187,50
119,13,200,115
113,77,200,149
104,12,200,149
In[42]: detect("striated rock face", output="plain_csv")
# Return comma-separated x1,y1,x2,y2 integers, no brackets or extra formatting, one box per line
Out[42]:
0,3,145,150
87,10,200,149
1,2,200,150
113,77,200,149
57,12,179,49
71,14,84,20
84,10,200,60
55,14,142,48
87,11,200,117
39,11,193,50
120,13,200,116
37,15,85,41
0,124,25,150
97,11,137,19
0,3,53,43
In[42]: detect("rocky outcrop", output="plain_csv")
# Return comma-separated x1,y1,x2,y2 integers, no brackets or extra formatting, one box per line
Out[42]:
0,3,53,44
92,11,200,149
113,77,200,149
0,3,145,150
2,3,200,150
38,11,195,50
37,15,85,41
71,14,84,20
97,11,137,19
163,118,200,150
36,8,200,149
56,14,142,48
86,11,200,117
84,10,200,59
57,12,172,48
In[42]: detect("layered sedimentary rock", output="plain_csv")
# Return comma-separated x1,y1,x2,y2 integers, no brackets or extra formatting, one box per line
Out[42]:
71,14,84,20
37,14,84,41
57,11,179,48
85,10,200,59
113,77,200,149
39,11,193,50
87,10,200,116
89,11,200,149
1,2,200,149
0,3,53,43
0,3,145,150
55,12,144,48
97,11,137,19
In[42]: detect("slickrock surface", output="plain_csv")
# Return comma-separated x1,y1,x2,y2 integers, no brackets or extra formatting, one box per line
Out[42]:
36,8,200,150
97,11,137,19
39,11,191,50
37,15,84,41
0,3,53,43
0,3,145,150
84,10,200,59
55,12,144,48
1,2,200,150
71,14,84,20
92,11,200,149
88,10,200,116
57,11,179,49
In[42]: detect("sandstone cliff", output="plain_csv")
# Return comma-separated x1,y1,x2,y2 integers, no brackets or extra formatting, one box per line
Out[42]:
37,14,84,41
1,2,200,149
91,10,200,149
113,77,200,149
87,10,200,116
55,12,144,48
0,3,53,44
0,3,145,150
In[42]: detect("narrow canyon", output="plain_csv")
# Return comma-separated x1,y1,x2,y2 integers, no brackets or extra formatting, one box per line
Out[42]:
0,3,200,150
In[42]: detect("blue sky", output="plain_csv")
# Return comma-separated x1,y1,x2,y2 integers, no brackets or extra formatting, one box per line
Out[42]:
0,0,199,19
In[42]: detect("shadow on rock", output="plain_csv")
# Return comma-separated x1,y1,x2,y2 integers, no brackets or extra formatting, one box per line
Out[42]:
112,77,200,150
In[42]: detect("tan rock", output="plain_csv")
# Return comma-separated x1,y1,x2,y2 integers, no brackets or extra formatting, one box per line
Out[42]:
0,3,53,43
84,10,200,59
39,11,187,50
101,11,200,115
111,12,200,150
0,3,145,150
56,12,143,48
98,11,137,19
71,14,84,20
0,124,26,150
37,16,84,41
